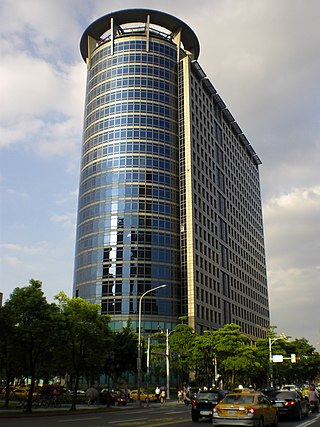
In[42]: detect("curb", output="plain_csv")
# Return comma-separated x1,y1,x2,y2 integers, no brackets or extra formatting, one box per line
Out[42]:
0,400,181,419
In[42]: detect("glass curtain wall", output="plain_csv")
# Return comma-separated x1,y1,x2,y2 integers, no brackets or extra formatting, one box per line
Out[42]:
74,35,181,331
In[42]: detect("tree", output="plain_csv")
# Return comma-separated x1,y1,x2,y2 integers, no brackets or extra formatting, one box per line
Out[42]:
207,324,254,388
0,305,21,407
4,279,61,412
107,320,138,388
54,292,112,411
191,331,217,388
168,324,196,387
147,332,164,384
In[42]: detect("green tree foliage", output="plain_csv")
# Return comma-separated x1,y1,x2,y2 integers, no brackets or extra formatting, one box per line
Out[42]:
148,331,167,383
190,331,216,387
54,292,112,411
106,320,138,388
148,324,195,387
3,279,61,412
192,324,259,389
2,281,320,401
265,336,320,387
167,324,195,387
0,305,21,407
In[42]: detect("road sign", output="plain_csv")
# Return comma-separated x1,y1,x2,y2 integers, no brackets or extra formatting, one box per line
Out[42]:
272,355,283,362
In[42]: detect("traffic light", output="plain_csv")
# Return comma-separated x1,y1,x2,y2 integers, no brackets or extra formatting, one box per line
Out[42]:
291,354,296,363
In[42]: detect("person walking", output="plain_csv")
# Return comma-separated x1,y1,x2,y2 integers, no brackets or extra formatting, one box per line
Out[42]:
160,389,166,404
155,385,160,401
309,385,319,412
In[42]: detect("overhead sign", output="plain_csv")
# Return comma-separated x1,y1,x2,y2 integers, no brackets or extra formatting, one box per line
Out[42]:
272,355,283,362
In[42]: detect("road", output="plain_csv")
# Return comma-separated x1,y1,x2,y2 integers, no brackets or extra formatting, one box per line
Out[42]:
0,403,320,427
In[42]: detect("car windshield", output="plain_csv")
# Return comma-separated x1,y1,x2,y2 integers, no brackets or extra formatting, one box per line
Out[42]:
269,391,296,399
198,392,220,400
223,394,254,404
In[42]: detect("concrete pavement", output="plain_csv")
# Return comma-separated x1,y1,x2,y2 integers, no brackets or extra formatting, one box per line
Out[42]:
0,398,183,418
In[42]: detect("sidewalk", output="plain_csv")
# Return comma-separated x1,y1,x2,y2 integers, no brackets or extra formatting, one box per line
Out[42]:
0,399,180,418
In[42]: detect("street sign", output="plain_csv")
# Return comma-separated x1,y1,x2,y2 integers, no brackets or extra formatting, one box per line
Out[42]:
272,355,283,362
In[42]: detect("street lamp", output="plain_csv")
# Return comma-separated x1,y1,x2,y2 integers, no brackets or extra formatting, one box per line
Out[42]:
165,328,180,399
268,333,287,387
137,284,167,405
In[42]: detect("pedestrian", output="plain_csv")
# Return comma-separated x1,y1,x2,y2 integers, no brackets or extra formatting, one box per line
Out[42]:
160,389,166,404
155,385,160,401
309,385,319,412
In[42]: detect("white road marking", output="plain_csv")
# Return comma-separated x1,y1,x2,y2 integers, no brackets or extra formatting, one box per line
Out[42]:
58,417,101,422
106,418,148,424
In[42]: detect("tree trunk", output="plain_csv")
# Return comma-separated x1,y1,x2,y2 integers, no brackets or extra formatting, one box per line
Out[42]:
70,367,80,411
4,378,11,408
25,371,36,413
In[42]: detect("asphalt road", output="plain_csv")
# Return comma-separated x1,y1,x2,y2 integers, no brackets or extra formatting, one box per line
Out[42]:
0,402,320,427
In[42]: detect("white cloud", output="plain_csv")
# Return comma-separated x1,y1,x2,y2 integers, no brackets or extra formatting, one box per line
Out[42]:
264,186,320,266
0,52,85,157
50,212,76,229
4,188,29,198
55,190,78,205
0,0,83,61
2,256,22,267
264,186,320,346
0,241,49,255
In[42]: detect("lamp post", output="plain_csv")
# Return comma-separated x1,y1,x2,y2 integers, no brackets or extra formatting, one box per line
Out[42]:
137,284,167,406
268,333,287,387
165,328,179,399
166,329,170,399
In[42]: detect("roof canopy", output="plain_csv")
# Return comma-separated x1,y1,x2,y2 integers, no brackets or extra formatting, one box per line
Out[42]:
80,8,200,61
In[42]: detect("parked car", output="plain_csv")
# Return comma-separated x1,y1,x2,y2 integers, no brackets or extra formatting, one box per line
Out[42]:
99,390,128,406
67,389,86,396
268,389,309,420
191,390,225,422
11,386,39,399
129,389,157,402
11,387,30,398
212,389,278,426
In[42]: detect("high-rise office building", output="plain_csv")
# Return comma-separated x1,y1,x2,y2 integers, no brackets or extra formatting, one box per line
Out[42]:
74,9,270,340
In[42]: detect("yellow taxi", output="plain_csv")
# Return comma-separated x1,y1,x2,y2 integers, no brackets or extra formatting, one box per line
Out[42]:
9,386,39,402
11,387,30,398
212,389,278,427
129,389,157,402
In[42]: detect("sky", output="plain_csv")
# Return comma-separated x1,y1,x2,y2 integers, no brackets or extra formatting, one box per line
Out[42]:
1,0,319,350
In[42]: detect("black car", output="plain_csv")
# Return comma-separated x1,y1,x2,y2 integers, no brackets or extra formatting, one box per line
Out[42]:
191,390,225,422
268,390,309,420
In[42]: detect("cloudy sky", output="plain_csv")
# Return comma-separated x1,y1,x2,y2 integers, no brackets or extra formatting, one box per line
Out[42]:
1,0,319,350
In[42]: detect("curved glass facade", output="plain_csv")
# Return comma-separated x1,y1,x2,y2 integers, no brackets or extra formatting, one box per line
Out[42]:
74,35,181,330
75,10,270,340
